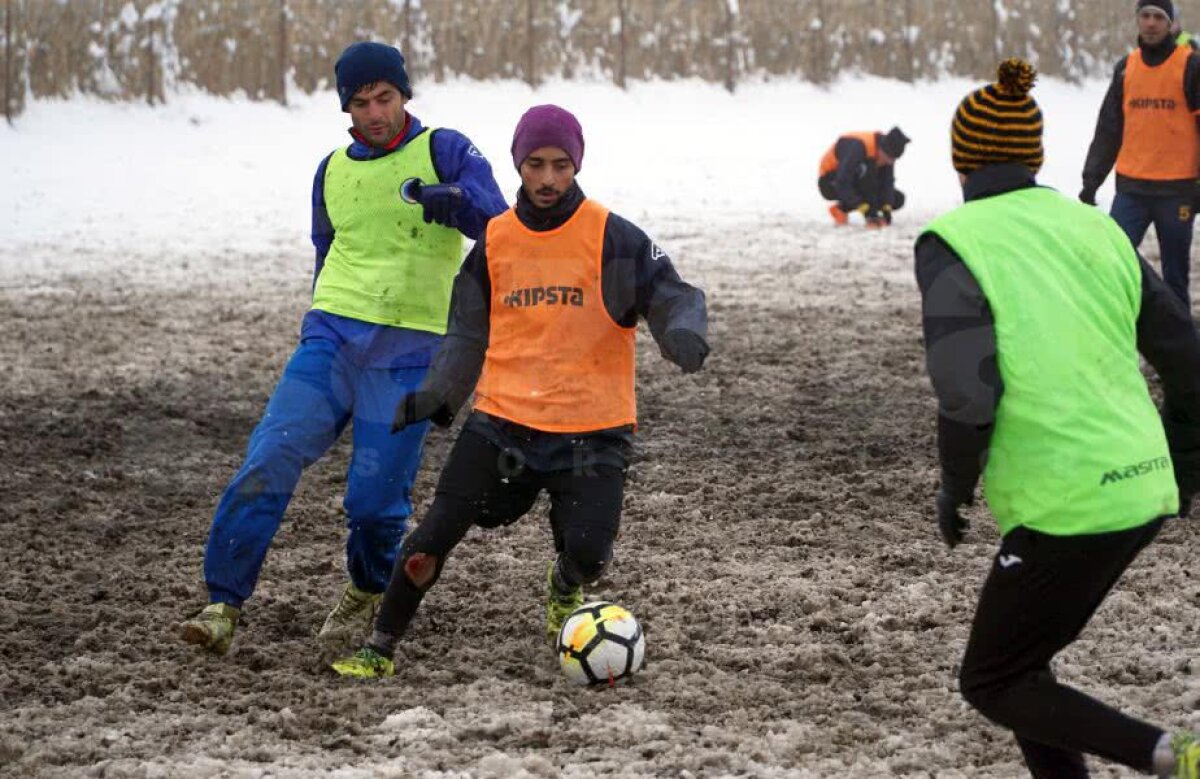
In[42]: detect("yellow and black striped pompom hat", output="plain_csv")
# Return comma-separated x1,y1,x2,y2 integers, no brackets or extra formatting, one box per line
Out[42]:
951,58,1043,175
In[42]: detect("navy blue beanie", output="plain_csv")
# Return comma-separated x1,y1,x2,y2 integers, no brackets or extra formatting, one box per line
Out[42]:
335,42,412,111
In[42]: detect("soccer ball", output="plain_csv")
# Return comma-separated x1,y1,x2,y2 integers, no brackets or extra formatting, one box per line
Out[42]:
556,601,645,686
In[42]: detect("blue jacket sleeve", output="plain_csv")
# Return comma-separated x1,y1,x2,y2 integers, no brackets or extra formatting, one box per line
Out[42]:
430,129,509,241
311,151,335,286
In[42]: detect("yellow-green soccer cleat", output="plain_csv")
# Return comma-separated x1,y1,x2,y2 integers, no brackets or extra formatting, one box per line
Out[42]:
545,561,584,643
179,603,240,655
331,646,395,679
318,583,383,641
1174,733,1200,778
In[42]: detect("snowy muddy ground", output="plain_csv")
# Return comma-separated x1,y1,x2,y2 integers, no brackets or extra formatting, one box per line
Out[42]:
4,213,1200,779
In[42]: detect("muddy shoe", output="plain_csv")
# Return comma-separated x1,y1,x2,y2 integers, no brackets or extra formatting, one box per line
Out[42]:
545,561,584,643
331,646,395,679
1174,733,1200,778
318,583,382,641
179,603,240,655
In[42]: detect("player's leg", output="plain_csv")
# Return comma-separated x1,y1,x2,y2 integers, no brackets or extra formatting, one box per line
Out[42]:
183,338,351,653
958,520,1165,775
1150,194,1195,310
332,429,538,677
319,363,431,641
544,464,625,641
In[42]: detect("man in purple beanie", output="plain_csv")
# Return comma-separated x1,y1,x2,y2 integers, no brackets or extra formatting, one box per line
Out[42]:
333,104,710,678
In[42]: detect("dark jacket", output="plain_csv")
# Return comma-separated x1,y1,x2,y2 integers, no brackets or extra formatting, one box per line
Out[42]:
824,135,897,212
422,182,709,471
915,163,1200,501
1081,37,1200,199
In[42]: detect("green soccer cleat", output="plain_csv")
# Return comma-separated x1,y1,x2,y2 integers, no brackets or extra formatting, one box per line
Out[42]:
179,603,240,655
545,560,584,643
331,646,395,679
1175,733,1200,778
318,582,383,641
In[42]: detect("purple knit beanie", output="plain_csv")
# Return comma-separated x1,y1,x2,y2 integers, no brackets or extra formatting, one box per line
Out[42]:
511,104,585,171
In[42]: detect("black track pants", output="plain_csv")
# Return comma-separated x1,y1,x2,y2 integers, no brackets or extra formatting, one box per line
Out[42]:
959,519,1166,777
374,428,625,641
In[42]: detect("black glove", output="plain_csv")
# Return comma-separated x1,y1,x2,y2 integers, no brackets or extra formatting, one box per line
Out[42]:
1172,449,1200,518
1179,491,1194,519
935,477,974,549
417,183,463,228
1079,187,1097,206
661,329,709,374
391,390,454,433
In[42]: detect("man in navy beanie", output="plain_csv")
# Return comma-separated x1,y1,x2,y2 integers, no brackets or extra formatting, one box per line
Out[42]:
179,41,508,658
332,103,710,678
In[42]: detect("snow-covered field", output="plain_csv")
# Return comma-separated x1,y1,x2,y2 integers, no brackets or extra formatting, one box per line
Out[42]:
4,77,1198,778
4,75,1113,285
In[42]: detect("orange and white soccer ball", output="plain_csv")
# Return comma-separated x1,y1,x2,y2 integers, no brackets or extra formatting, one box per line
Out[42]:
556,601,645,686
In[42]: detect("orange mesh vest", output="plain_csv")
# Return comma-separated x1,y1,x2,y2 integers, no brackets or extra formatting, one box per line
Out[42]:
473,199,637,433
819,132,879,176
1116,46,1200,181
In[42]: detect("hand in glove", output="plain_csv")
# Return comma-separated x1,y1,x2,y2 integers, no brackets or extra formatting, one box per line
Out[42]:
935,479,974,549
400,178,464,228
661,329,709,374
1078,187,1097,206
391,390,455,433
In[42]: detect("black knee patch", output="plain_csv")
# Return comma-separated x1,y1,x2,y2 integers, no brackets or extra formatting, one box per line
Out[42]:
559,551,611,586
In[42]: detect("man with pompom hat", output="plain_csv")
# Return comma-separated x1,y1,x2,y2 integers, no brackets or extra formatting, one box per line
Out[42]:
330,104,710,679
917,58,1200,777
1081,0,1200,309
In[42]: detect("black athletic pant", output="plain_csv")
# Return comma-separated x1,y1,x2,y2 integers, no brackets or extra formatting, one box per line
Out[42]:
959,519,1166,777
817,171,905,212
373,428,625,642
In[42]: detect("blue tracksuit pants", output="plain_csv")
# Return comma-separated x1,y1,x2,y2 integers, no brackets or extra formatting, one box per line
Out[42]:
1110,191,1195,310
203,336,430,607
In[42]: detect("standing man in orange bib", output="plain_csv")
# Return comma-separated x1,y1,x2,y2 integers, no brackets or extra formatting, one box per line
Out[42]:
331,104,710,678
1081,0,1200,309
818,127,909,228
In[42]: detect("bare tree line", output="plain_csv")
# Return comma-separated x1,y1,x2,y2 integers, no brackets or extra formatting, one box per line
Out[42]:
2,0,1148,122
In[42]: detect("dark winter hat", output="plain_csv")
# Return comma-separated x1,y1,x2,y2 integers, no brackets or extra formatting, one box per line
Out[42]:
1137,0,1175,21
511,104,585,171
335,42,412,112
951,58,1044,175
880,126,910,159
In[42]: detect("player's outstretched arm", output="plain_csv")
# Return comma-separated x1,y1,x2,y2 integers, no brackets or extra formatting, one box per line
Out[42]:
600,212,709,374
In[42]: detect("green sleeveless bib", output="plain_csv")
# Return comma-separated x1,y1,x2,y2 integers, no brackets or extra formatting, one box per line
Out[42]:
922,186,1176,536
313,129,463,333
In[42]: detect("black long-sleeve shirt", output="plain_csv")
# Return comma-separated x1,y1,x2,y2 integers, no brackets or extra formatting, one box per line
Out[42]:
1081,37,1200,198
422,182,709,471
916,163,1200,499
